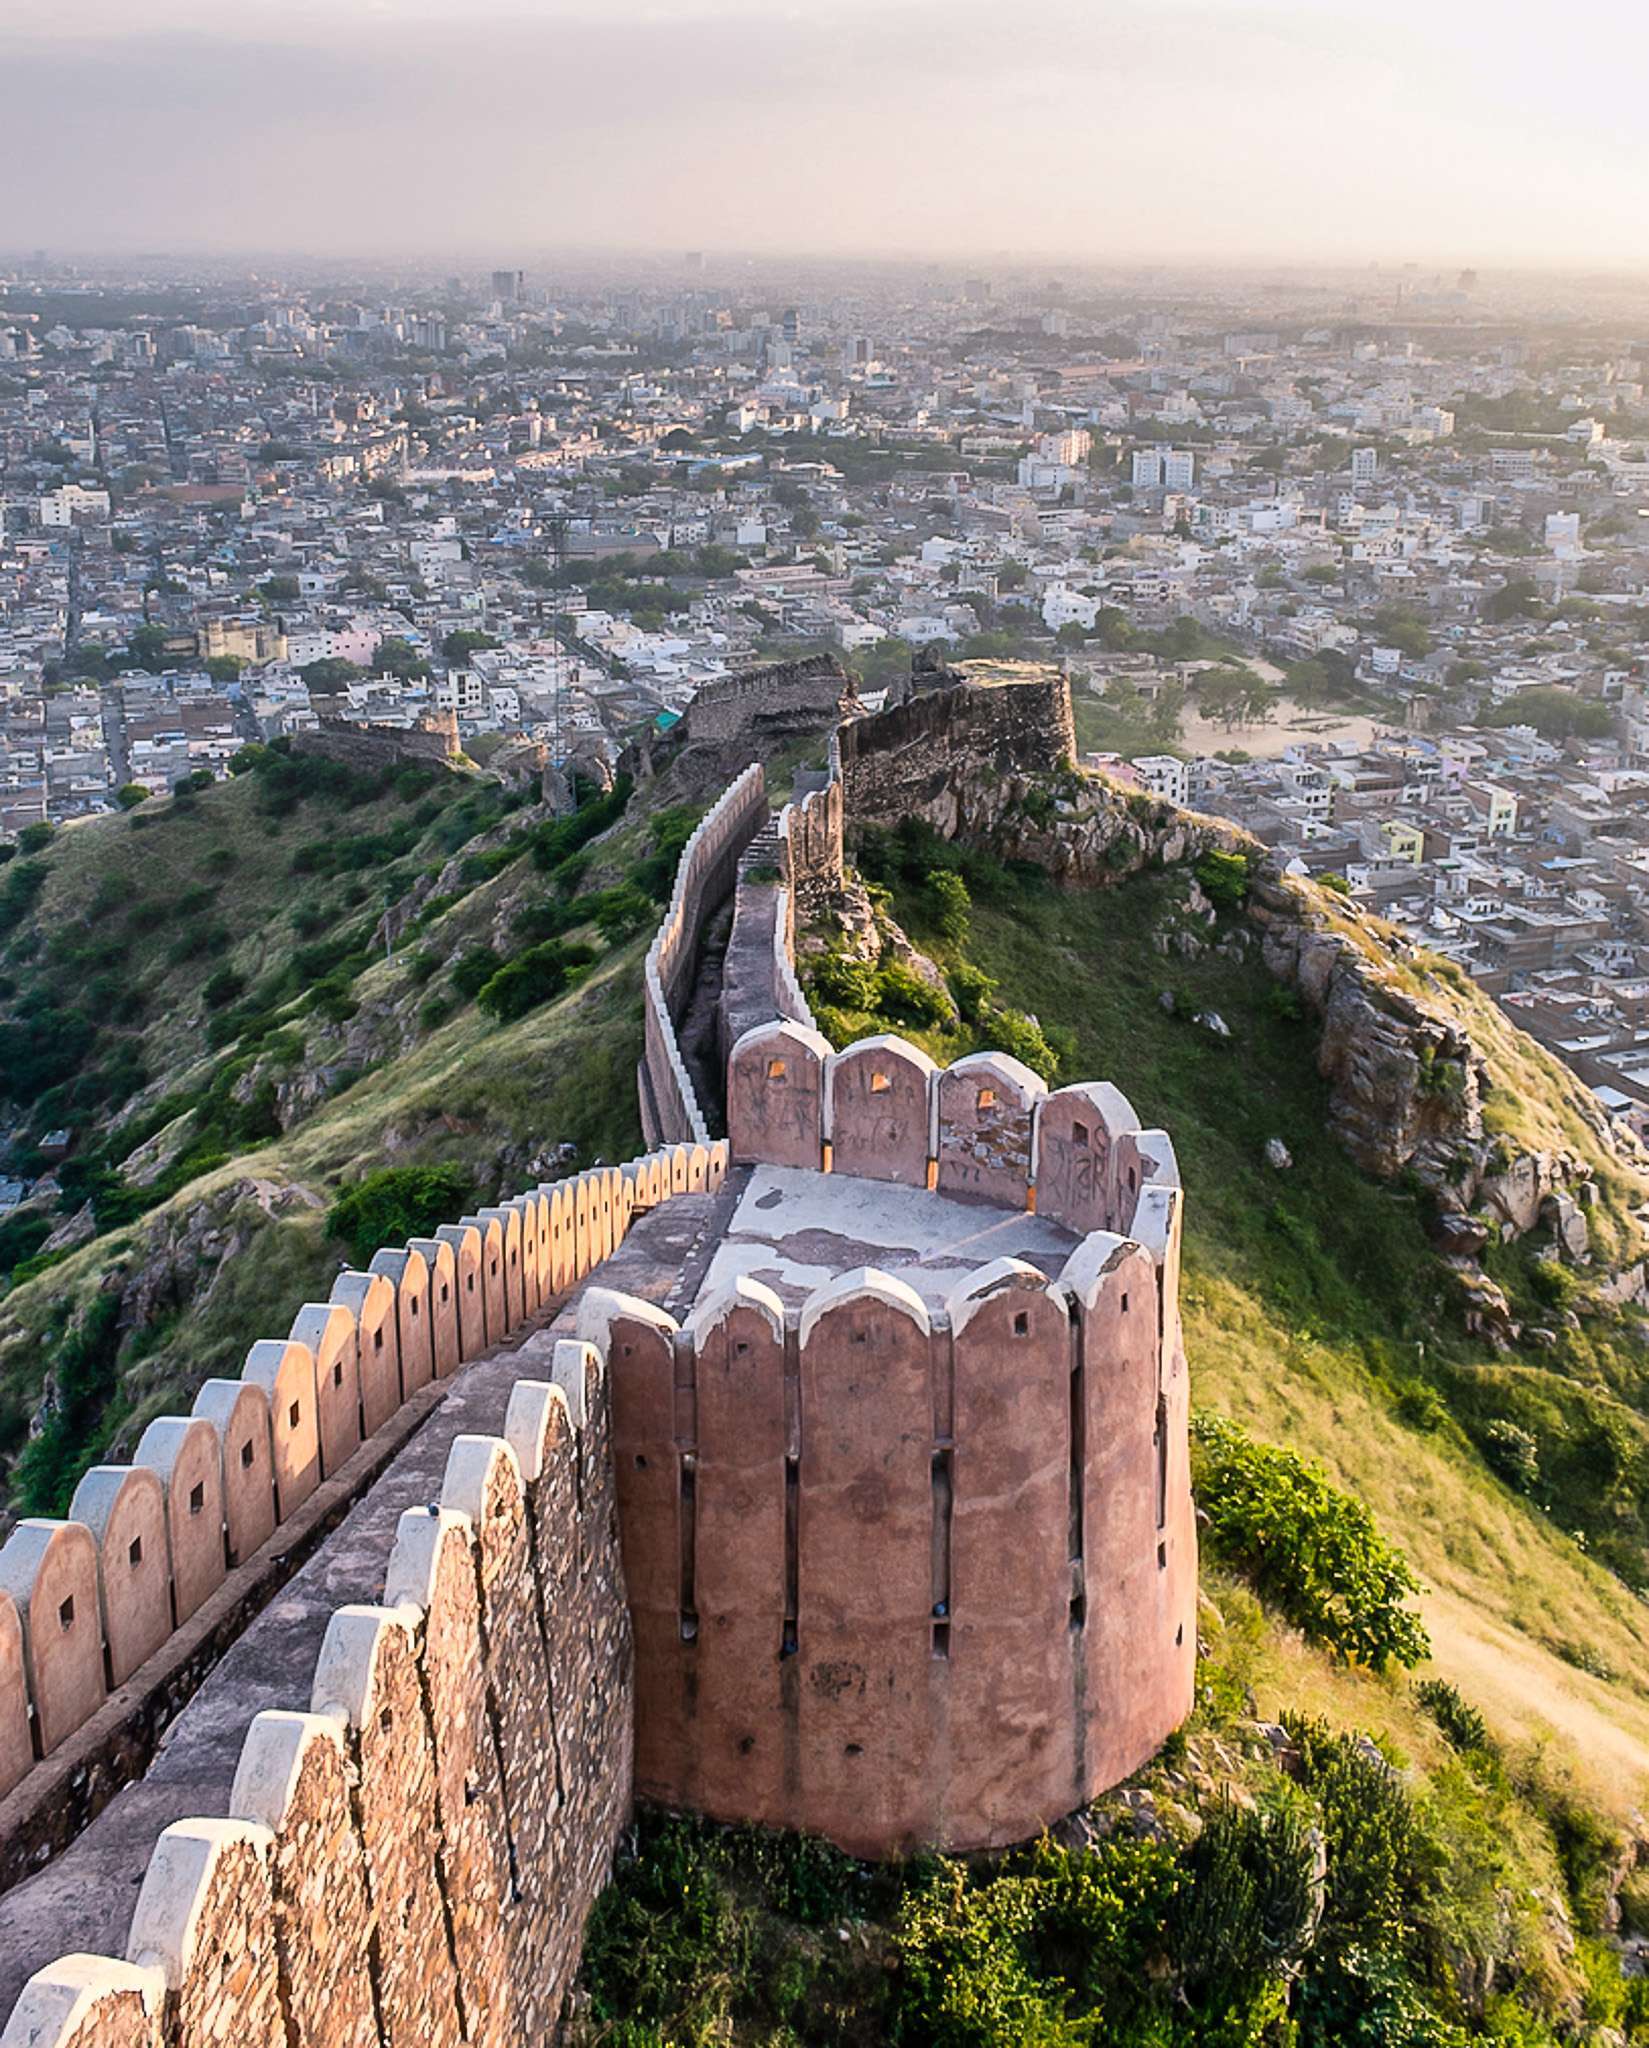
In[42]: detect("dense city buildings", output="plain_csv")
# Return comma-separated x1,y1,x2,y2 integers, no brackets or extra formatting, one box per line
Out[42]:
9,255,1649,1139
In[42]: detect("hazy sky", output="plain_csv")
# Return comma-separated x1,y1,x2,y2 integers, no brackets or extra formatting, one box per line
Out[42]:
4,0,1646,268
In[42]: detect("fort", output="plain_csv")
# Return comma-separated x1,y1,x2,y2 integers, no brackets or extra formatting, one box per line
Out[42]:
0,668,1195,2045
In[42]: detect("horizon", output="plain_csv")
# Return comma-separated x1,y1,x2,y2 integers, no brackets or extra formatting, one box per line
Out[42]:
5,0,1648,270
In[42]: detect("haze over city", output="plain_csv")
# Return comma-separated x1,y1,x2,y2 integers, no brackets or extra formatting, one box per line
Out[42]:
4,0,1647,267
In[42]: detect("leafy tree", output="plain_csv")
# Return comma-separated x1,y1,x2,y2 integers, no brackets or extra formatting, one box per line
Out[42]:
441,629,499,663
205,655,245,682
115,783,149,810
1484,578,1543,623
299,657,365,689
258,575,301,603
372,635,431,680
125,623,172,671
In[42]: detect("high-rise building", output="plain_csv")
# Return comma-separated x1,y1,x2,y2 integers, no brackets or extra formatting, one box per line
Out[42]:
1162,449,1196,490
491,269,524,303
1350,446,1378,485
1132,448,1164,488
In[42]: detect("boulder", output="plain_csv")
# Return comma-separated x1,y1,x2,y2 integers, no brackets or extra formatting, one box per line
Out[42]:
1263,1138,1293,1171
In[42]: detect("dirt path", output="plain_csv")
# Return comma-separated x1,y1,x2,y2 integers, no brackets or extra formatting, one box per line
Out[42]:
1423,1585,1649,1817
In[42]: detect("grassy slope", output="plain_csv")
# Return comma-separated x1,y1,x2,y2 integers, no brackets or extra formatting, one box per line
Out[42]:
0,765,650,1505
863,856,1649,1829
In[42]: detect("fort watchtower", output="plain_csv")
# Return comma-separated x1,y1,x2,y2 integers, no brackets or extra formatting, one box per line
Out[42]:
584,1019,1195,1858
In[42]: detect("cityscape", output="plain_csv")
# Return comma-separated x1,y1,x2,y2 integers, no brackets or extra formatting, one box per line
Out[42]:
9,257,1649,1155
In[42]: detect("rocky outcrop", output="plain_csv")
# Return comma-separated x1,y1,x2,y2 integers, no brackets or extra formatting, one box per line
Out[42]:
1247,874,1488,1198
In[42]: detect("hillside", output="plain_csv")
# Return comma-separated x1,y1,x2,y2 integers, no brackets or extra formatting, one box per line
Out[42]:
11,733,1649,2041
0,744,690,1514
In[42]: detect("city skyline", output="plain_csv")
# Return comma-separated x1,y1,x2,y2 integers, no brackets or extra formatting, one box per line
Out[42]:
4,0,1648,269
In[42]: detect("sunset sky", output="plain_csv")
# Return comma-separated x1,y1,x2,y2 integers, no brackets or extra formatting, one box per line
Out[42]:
3,0,1643,267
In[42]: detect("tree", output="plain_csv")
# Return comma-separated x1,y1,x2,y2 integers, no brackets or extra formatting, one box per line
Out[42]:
997,560,1029,591
125,624,171,671
1485,578,1543,624
1370,605,1431,658
116,784,149,811
441,629,499,663
205,655,245,682
300,657,365,689
258,575,301,603
372,635,431,680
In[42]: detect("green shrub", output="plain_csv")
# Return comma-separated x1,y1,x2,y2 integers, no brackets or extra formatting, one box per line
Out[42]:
1194,847,1252,912
327,1164,475,1264
1530,1259,1578,1310
476,940,596,1023
983,1004,1059,1082
808,951,878,1012
873,959,950,1028
1415,1678,1489,1755
202,967,246,1010
1481,1418,1540,1492
1192,1412,1430,1669
948,960,997,1023
923,867,972,944
452,945,503,1000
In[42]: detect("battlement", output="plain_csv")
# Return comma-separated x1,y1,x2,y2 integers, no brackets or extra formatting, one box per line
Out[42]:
599,1021,1194,1858
682,653,857,747
0,1143,725,1840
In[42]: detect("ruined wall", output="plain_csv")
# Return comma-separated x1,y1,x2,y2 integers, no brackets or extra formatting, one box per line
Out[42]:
594,1024,1196,1860
291,711,461,775
683,655,855,748
0,1143,727,1870
640,763,767,1147
838,674,1076,837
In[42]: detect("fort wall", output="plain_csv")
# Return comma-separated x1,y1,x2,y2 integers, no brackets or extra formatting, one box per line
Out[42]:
0,1335,634,2048
0,1142,726,1865
639,762,768,1147
682,654,855,748
291,710,462,776
600,1021,1196,1859
838,672,1076,834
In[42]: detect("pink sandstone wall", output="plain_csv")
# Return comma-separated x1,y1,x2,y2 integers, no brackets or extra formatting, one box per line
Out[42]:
582,1035,1196,1859
1,1339,641,2048
0,1146,726,1833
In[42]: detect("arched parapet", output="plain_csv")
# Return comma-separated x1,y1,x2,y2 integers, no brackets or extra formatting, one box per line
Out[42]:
0,1520,104,1756
289,1302,361,1478
477,1206,523,1336
382,1507,515,2044
132,1416,227,1626
587,1172,610,1266
543,1183,572,1294
125,1818,282,2047
0,1956,166,2048
310,1605,465,2048
687,1144,709,1194
440,1436,559,2013
795,1268,935,1848
68,1465,171,1687
552,1335,597,1433
572,1176,594,1280
473,1204,518,1335
0,1589,32,1800
503,1195,541,1319
229,1710,379,2048
435,1221,487,1360
406,1237,461,1377
935,1050,1045,1209
1032,1080,1142,1235
728,1019,830,1170
825,1035,937,1188
1055,1227,1192,1791
240,1339,320,1518
707,1139,730,1191
669,1145,690,1197
684,1276,789,1825
369,1245,434,1396
943,1257,1075,1838
191,1379,276,1569
579,1288,684,1795
331,1269,401,1437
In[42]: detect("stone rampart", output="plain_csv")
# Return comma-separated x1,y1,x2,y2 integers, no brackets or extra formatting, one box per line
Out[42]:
640,763,768,1147
0,1336,632,2048
683,654,855,748
586,1024,1195,1859
291,711,461,776
838,672,1075,836
0,1142,728,1870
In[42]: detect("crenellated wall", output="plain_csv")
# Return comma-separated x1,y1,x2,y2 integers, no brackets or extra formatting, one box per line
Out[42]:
0,1337,634,2048
593,1022,1196,1859
639,763,768,1147
0,1143,727,1855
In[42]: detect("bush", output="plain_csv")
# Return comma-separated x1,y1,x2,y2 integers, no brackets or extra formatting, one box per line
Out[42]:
873,959,951,1029
452,945,504,1000
476,940,596,1023
1415,1678,1489,1755
202,967,246,1010
923,867,972,944
1194,847,1252,913
116,783,149,810
326,1164,475,1264
1192,1412,1430,1669
983,1004,1059,1082
1530,1259,1578,1310
808,950,878,1012
1481,1419,1540,1492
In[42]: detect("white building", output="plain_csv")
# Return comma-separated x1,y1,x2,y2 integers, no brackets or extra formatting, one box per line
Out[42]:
1162,449,1196,490
1132,448,1164,489
1132,754,1188,806
1350,447,1379,486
